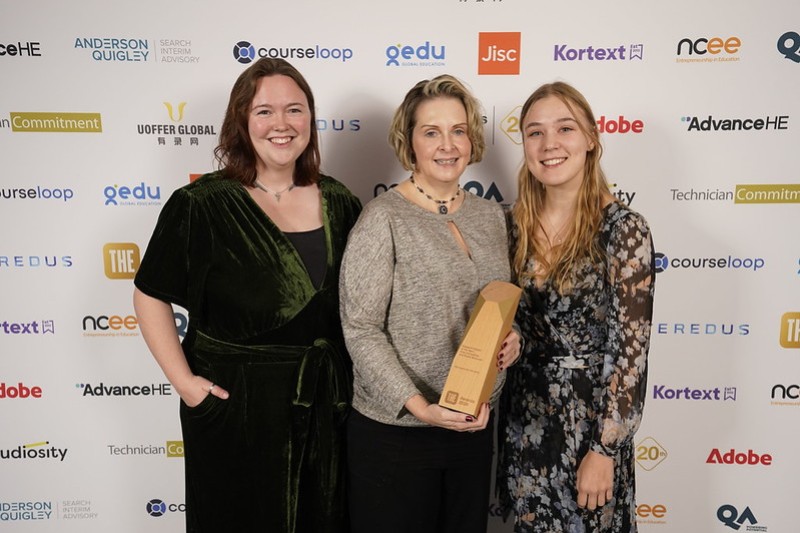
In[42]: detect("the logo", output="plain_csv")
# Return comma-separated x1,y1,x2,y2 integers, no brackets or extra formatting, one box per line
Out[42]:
0,185,74,202
653,385,736,401
0,441,68,461
0,501,53,521
554,43,643,62
478,32,520,75
74,37,151,61
0,41,41,57
771,384,800,406
780,312,800,348
146,499,185,517
682,114,788,132
0,255,72,268
385,41,445,67
231,40,353,64
717,504,766,531
734,184,800,204
636,504,667,524
158,39,199,64
78,382,172,397
103,243,140,279
654,253,764,274
778,31,800,63
597,115,643,134
656,322,749,336
676,36,741,62
635,436,668,471
9,112,102,133
107,441,183,457
103,182,162,206
706,448,772,466
0,382,43,399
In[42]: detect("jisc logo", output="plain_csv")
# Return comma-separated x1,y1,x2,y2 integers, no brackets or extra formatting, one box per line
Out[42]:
478,32,520,75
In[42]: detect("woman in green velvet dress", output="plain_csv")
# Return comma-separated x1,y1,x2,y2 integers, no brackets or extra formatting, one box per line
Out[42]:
133,58,361,533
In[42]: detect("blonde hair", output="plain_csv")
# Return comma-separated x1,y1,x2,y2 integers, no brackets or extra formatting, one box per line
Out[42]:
511,81,614,293
388,74,485,170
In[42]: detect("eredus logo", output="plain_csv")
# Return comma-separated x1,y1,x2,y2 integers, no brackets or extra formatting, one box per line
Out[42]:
478,32,520,75
706,448,772,466
554,43,643,61
778,31,800,63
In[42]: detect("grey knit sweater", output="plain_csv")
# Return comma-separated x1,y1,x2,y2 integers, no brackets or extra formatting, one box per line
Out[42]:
339,188,511,427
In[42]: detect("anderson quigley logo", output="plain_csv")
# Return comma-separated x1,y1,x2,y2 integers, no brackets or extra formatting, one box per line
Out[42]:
386,40,445,67
232,40,353,64
74,37,151,61
654,252,765,274
554,42,644,61
9,112,101,133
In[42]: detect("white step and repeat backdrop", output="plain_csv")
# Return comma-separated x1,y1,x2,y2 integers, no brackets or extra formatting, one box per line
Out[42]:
1,0,798,531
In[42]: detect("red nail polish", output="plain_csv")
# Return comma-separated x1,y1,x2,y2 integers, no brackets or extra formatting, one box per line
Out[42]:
466,416,474,422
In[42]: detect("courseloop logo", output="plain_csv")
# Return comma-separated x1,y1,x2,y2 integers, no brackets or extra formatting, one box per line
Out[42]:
554,42,643,61
676,36,741,63
654,252,764,274
0,184,74,202
478,32,520,75
231,40,353,64
0,441,68,461
777,31,800,63
74,37,151,61
780,312,800,348
103,182,161,207
0,41,41,57
385,41,445,67
103,243,140,279
107,441,184,457
146,499,185,517
717,504,767,531
653,385,737,401
681,114,788,132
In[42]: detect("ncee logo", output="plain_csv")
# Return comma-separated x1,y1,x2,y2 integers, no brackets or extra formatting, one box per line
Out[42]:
706,448,772,466
676,36,741,62
478,32,520,75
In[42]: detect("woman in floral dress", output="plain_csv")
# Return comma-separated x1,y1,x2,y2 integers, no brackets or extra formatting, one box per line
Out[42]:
498,81,655,533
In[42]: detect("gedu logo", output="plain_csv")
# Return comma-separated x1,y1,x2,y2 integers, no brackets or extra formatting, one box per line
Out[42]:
385,41,445,67
478,32,520,75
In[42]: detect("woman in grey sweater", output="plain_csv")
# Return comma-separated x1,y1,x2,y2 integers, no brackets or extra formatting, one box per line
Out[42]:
339,74,522,533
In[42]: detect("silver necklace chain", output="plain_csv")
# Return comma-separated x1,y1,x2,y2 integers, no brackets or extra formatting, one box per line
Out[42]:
254,179,295,202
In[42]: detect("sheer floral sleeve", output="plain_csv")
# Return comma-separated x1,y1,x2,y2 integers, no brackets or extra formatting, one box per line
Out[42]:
591,209,655,456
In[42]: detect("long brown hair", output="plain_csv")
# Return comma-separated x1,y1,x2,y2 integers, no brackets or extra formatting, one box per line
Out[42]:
213,57,320,187
511,81,613,293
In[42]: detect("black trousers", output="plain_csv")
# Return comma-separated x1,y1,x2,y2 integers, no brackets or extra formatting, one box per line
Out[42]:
347,409,494,533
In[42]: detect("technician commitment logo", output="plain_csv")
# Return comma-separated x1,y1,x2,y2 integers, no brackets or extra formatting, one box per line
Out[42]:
10,112,102,133
478,32,520,75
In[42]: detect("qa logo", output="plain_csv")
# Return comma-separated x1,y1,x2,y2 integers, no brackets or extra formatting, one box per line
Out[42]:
717,504,762,530
777,31,800,63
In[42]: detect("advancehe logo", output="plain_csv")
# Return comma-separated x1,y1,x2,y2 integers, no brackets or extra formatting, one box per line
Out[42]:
478,32,520,75
10,112,102,133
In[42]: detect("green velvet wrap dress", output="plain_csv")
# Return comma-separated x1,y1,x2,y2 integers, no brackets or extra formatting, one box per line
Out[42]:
133,172,362,533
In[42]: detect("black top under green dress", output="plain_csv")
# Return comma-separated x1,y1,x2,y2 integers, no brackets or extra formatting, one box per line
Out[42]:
134,172,362,533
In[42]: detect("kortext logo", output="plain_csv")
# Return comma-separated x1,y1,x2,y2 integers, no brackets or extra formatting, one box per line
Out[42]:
0,319,55,335
653,385,736,401
478,32,520,75
103,243,140,279
554,43,642,62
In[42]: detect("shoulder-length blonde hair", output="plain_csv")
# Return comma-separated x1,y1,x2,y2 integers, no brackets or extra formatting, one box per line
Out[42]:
388,74,485,170
511,81,613,294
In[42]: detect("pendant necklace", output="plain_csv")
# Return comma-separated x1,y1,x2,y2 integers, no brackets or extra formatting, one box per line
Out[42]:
410,175,460,214
254,179,295,202
541,211,570,245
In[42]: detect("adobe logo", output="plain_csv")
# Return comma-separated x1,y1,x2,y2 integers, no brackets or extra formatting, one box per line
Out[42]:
478,32,520,75
0,382,43,399
597,115,644,134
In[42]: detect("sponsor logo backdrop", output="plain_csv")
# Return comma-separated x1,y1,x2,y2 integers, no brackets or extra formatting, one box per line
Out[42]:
1,0,798,531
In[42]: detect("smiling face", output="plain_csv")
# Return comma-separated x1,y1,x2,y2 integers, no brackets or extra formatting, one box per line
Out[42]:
247,74,311,177
522,95,595,195
410,96,472,189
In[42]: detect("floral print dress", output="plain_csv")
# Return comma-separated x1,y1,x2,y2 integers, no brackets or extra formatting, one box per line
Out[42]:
498,202,655,533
